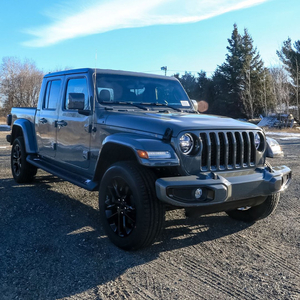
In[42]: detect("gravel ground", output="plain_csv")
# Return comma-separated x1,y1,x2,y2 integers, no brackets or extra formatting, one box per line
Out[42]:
0,130,299,300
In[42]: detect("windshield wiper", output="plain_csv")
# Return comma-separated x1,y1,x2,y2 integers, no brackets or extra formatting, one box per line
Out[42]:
153,103,198,113
101,101,149,111
138,102,183,112
101,101,196,113
184,109,198,114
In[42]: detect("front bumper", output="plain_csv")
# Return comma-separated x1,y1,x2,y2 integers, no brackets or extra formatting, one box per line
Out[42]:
155,165,291,208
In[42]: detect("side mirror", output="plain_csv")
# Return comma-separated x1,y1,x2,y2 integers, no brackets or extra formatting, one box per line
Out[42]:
7,114,12,126
68,93,85,110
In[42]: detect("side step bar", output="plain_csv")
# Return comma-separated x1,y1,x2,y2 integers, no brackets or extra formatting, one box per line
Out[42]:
27,155,99,191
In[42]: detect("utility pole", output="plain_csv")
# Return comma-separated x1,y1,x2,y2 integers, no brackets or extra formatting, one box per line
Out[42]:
161,66,167,76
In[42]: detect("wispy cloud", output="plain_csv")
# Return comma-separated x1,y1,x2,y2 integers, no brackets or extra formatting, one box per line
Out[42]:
23,0,269,47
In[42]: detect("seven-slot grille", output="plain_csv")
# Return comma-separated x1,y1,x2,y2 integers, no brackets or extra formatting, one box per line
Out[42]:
199,131,257,171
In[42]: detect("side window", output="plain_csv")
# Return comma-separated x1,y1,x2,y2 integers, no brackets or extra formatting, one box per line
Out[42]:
65,78,89,110
44,80,61,110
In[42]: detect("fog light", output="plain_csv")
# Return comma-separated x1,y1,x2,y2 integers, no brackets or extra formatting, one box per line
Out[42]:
195,188,202,199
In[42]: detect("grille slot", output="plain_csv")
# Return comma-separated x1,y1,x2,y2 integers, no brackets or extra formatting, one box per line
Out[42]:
200,131,257,171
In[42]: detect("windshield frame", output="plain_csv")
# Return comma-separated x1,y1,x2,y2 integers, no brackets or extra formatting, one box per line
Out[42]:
95,73,192,109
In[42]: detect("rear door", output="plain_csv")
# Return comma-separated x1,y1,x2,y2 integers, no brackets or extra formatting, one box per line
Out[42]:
36,77,63,158
56,75,92,169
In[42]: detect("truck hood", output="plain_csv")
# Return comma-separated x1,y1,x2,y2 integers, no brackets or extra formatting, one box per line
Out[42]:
104,111,259,137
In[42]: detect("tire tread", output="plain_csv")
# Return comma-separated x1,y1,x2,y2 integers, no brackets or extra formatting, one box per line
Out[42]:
11,137,37,183
99,161,164,250
226,193,280,222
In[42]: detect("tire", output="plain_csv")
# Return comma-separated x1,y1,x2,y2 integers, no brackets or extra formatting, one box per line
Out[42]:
226,193,280,222
99,161,165,250
11,137,37,183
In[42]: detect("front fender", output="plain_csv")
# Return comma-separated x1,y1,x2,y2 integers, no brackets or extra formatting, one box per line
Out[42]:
266,137,284,158
102,133,180,167
12,119,37,153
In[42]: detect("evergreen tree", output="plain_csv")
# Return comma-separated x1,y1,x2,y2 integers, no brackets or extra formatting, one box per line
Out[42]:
214,24,271,118
215,24,244,117
195,71,213,102
176,72,198,99
175,71,214,112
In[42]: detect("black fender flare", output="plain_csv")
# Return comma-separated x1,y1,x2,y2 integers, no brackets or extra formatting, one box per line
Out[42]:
93,133,180,182
11,119,38,153
101,133,179,166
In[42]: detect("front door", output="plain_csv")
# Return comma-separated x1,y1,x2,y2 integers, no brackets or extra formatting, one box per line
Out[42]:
56,76,91,169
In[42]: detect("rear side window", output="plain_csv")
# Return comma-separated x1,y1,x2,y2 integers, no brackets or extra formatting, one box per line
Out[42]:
44,80,61,110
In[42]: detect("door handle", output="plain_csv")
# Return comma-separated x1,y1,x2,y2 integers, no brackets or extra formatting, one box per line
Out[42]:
56,120,67,127
84,124,91,133
39,118,47,124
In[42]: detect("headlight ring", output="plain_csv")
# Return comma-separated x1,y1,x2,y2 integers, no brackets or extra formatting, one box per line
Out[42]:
179,133,194,155
255,132,265,152
254,133,261,149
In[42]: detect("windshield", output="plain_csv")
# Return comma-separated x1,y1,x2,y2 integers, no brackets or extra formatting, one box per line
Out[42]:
96,74,190,108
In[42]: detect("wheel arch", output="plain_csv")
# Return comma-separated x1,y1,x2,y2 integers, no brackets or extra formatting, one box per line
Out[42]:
11,119,38,153
93,133,180,183
93,142,138,182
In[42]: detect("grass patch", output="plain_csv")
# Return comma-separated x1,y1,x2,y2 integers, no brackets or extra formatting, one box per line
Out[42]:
0,116,6,124
263,127,300,133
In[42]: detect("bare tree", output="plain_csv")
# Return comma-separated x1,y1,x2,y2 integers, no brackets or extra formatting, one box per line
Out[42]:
269,66,291,114
0,57,44,114
262,69,268,116
277,38,300,118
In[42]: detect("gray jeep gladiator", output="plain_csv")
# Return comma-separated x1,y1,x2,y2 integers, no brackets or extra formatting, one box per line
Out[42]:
6,68,291,250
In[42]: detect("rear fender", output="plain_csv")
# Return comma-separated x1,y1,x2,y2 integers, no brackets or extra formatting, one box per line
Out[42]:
11,119,37,153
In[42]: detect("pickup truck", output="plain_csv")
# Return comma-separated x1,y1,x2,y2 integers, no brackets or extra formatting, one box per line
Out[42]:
6,68,292,250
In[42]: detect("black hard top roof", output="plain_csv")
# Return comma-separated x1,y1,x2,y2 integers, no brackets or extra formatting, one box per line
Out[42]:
44,68,177,81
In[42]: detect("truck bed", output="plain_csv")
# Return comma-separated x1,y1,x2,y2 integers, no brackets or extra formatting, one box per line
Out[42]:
11,107,37,125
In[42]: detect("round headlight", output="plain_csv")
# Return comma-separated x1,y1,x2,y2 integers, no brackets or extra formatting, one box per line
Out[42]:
179,133,194,154
254,133,261,150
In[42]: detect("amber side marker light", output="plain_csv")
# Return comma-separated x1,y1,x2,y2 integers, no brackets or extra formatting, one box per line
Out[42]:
137,150,171,159
137,150,149,159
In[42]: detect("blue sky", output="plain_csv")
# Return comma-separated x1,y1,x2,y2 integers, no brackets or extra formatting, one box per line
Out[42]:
0,0,299,76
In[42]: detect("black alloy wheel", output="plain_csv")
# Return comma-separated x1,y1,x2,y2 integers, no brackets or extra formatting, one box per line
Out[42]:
104,177,136,237
99,161,165,250
12,141,22,177
11,137,37,183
